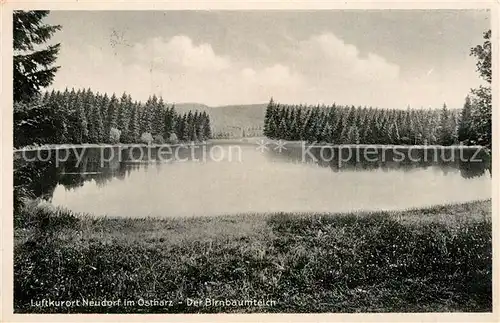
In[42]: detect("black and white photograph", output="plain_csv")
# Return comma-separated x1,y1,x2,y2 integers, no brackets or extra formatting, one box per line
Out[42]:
4,4,496,319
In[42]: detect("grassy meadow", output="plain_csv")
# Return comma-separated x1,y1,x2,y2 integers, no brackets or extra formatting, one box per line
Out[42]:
14,199,492,313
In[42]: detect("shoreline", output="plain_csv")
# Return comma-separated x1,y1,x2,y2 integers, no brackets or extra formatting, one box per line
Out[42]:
33,198,492,221
13,140,489,153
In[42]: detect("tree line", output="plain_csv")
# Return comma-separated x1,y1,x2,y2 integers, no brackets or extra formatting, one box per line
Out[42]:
264,30,491,148
13,11,212,148
13,10,491,149
14,89,212,147
264,99,466,145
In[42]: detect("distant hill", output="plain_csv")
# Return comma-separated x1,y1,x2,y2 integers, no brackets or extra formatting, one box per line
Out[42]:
174,103,267,138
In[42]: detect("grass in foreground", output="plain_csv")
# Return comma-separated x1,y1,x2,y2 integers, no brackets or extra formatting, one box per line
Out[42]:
14,200,492,313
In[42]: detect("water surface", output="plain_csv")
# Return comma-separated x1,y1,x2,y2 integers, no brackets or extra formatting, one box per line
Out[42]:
15,144,491,217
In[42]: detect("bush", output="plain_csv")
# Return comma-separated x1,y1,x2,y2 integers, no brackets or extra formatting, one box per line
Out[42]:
153,135,165,145
109,127,121,144
140,132,153,145
168,133,178,144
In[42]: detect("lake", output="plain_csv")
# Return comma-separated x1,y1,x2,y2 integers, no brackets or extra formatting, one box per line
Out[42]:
14,143,492,217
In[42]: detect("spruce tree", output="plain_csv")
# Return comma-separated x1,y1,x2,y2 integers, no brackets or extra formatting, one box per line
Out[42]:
321,121,334,143
347,125,360,144
106,94,119,140
437,103,453,145
163,106,175,141
100,93,110,130
263,97,275,138
294,107,304,140
186,111,195,141
140,97,153,134
90,102,104,143
117,92,129,133
151,95,164,136
129,102,140,143
73,94,89,143
202,112,212,139
14,11,61,102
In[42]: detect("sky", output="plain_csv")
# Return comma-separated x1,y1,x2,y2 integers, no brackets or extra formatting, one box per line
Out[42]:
46,10,490,108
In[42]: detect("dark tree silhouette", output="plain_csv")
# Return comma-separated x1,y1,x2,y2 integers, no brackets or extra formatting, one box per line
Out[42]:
469,30,492,148
13,11,61,102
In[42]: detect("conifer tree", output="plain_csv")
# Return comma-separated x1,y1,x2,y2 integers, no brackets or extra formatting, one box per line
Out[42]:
202,112,212,139
437,103,453,145
89,102,104,143
163,106,175,141
140,97,153,134
100,93,110,131
321,121,334,143
458,96,473,144
129,102,140,143
117,93,129,133
152,95,164,136
347,125,360,144
14,11,61,102
106,94,119,140
74,94,89,143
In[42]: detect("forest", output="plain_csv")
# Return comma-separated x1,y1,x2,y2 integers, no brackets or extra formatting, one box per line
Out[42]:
263,96,487,147
14,88,212,148
13,10,491,150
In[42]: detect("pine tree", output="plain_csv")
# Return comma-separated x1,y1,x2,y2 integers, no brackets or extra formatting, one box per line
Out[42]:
437,103,453,145
202,112,212,139
106,94,119,141
263,97,275,138
320,121,334,143
89,102,104,143
185,111,195,141
389,121,400,144
360,113,373,144
302,109,315,142
294,107,304,140
163,106,175,141
13,12,62,147
140,97,153,134
278,119,288,140
14,11,61,102
289,112,299,141
175,114,187,141
83,89,97,142
151,95,164,136
100,93,110,130
74,94,89,143
124,94,134,142
347,125,360,144
129,102,140,143
117,92,129,133
426,108,438,145
339,106,355,144
332,110,344,144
